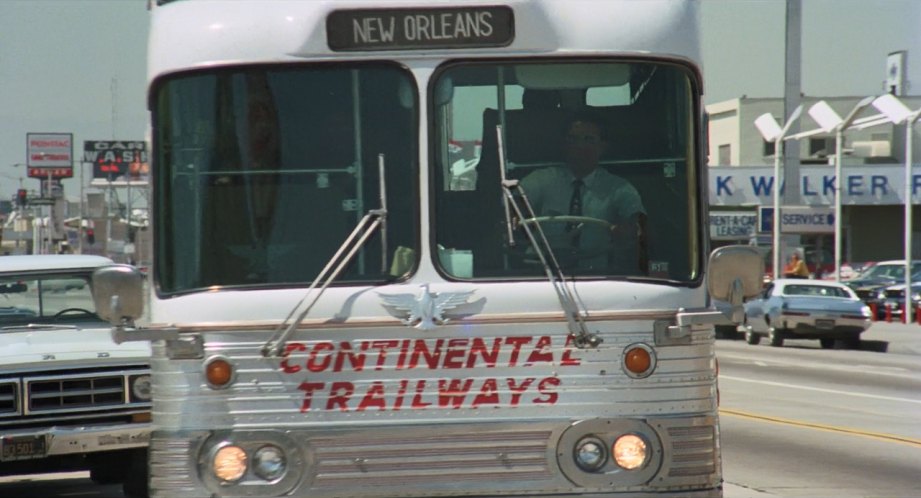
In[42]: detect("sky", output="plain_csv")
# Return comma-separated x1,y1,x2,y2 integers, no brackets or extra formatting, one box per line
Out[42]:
0,0,919,201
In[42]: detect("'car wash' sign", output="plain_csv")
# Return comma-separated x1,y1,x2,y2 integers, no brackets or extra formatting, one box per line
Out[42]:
84,141,148,180
709,211,757,240
327,6,514,51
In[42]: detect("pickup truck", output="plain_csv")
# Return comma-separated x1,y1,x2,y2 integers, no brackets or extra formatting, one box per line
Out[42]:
0,255,151,497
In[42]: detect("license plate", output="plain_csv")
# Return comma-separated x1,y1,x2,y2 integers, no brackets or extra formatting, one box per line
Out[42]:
815,319,835,330
1,435,47,461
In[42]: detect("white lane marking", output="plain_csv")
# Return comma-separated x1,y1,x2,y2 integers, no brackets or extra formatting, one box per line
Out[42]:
718,352,918,380
720,375,921,405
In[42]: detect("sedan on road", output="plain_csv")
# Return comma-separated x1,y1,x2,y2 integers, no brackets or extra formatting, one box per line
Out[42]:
742,279,872,349
875,279,921,321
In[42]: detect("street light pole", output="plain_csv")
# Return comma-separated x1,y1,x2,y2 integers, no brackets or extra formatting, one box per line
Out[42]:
79,161,85,254
755,105,803,281
872,94,921,322
806,97,881,281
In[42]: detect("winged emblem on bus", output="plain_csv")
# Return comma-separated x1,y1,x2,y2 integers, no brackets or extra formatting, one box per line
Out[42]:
378,284,474,330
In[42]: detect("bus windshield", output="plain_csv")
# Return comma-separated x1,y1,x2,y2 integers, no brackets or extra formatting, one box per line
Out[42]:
153,64,418,294
432,60,700,281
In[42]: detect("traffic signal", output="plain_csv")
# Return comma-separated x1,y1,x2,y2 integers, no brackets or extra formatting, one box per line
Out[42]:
86,228,95,246
16,189,27,207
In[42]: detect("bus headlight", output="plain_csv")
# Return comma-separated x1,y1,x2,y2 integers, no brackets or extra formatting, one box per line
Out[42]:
573,437,607,472
213,445,248,482
252,445,287,481
612,434,648,470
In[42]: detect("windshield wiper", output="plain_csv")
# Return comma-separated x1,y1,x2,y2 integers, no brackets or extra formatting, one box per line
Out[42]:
1,324,79,331
261,154,389,357
495,125,600,349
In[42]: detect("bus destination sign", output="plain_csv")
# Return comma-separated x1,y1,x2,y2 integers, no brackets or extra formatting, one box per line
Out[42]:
327,7,514,51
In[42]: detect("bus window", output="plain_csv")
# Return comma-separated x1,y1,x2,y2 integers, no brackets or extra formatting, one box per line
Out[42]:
153,64,419,294
432,61,700,281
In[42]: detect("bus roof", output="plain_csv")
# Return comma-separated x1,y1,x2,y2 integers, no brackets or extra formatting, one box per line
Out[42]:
148,0,702,82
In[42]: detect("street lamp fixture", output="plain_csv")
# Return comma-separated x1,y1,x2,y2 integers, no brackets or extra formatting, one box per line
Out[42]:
872,94,921,321
754,104,803,281
801,97,886,282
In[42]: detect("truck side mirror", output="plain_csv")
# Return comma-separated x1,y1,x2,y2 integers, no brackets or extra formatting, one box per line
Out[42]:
92,264,144,325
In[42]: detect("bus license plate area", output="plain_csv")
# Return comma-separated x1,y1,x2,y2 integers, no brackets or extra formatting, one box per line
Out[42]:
1,435,47,461
815,319,835,330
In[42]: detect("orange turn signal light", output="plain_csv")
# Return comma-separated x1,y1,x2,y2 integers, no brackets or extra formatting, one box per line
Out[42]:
205,357,234,389
622,344,655,378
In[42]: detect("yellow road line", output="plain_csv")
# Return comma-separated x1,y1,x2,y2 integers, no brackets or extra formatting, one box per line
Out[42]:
719,407,921,448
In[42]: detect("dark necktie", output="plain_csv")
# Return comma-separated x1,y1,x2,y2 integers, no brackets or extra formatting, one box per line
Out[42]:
569,179,583,217
567,179,583,245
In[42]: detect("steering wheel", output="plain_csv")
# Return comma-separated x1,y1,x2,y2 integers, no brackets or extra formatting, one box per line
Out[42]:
514,216,619,266
52,307,96,320
520,215,615,232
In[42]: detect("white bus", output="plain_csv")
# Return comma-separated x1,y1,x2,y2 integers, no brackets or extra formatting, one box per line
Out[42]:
94,1,762,497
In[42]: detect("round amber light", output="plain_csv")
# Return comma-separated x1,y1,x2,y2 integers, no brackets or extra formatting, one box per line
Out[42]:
213,445,247,482
624,347,652,375
206,358,234,388
613,434,648,470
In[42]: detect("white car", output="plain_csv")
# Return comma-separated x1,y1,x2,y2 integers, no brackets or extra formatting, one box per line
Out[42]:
0,255,151,497
742,278,872,349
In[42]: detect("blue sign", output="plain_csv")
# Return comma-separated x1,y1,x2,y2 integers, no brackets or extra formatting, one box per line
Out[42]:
758,206,835,234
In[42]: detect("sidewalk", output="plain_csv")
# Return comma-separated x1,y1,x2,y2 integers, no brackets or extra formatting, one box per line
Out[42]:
858,320,921,355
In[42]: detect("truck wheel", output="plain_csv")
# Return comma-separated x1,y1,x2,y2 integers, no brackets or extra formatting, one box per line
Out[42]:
89,452,128,485
768,327,784,347
122,448,149,498
819,338,835,349
90,463,124,485
715,325,736,340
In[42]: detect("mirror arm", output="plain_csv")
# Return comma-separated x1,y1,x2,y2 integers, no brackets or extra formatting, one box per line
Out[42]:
728,277,746,323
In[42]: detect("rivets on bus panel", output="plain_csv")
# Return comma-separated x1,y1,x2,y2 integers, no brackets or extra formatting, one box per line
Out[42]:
205,356,236,389
622,343,656,378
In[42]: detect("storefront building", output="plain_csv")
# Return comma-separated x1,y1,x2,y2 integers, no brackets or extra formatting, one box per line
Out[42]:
706,96,921,271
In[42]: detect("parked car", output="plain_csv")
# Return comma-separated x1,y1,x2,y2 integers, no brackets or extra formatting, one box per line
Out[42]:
742,278,872,349
843,260,921,316
0,255,151,497
875,278,921,321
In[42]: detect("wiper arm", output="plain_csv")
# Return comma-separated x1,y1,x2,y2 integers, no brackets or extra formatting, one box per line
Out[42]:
1,323,79,331
261,156,389,357
495,125,600,349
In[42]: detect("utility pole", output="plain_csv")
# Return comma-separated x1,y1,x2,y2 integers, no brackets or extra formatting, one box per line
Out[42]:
783,0,802,207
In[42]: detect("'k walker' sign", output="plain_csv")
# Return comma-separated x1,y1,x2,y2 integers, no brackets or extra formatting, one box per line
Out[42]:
709,164,920,206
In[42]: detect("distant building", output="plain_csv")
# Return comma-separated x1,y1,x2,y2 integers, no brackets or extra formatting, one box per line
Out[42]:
706,95,921,271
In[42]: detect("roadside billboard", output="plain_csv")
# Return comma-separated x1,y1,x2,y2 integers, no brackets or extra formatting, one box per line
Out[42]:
83,140,149,181
26,133,73,178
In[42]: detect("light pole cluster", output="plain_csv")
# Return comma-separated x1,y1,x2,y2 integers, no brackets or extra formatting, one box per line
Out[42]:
754,94,920,318
871,95,921,319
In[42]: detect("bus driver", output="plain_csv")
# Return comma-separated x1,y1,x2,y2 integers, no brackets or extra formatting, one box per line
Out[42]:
519,113,648,274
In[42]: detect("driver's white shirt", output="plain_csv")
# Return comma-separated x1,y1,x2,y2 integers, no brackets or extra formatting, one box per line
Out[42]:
518,166,645,268
520,165,644,223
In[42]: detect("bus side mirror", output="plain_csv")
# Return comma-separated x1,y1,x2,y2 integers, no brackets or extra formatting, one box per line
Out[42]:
92,264,145,325
708,245,763,303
